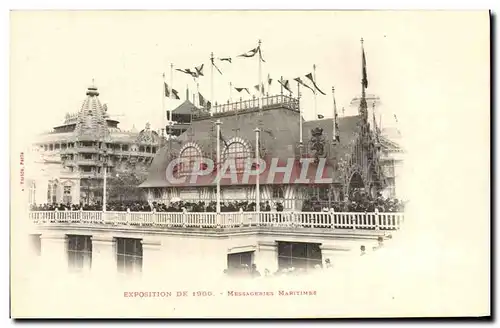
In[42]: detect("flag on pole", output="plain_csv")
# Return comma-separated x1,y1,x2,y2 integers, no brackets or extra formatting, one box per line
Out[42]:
176,68,198,78
267,74,272,86
362,48,368,89
171,89,180,100
219,57,232,63
238,45,265,62
198,92,211,109
235,87,250,94
211,57,223,75
294,77,314,93
164,82,170,98
254,83,265,93
195,64,204,77
305,73,326,95
278,79,293,94
238,47,259,58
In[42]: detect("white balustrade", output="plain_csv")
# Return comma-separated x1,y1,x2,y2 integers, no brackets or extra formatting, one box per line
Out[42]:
28,211,404,230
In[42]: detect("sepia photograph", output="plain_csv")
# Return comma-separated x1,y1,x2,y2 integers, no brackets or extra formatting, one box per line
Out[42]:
9,10,490,318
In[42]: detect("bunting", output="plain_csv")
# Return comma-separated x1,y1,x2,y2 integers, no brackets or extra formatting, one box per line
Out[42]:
254,83,265,93
235,87,250,94
294,77,314,93
305,73,326,95
211,57,223,75
195,64,204,77
278,79,293,94
238,45,265,62
176,68,198,79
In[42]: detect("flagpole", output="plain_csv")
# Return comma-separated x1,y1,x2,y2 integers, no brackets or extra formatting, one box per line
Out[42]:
197,82,200,108
229,82,233,102
298,81,303,144
258,39,262,110
280,76,283,95
215,120,222,213
313,64,317,119
332,86,337,142
210,52,214,116
162,73,166,141
170,63,174,100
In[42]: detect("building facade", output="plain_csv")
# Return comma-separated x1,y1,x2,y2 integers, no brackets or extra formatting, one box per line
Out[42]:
29,85,162,205
141,91,393,210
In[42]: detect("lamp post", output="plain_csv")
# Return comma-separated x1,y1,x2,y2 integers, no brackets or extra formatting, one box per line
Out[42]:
102,148,108,212
215,119,222,213
254,127,261,212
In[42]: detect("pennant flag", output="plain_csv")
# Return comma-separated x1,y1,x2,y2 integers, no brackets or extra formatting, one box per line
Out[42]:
317,114,325,119
294,77,314,93
195,64,204,77
267,74,272,86
362,48,368,89
238,47,259,58
258,46,266,63
176,68,198,78
235,87,250,94
254,83,265,93
207,101,212,110
164,82,170,98
219,57,232,63
211,57,223,75
171,89,180,100
237,45,265,62
305,73,326,95
278,79,293,94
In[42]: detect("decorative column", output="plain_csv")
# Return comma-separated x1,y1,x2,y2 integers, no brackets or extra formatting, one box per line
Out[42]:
140,238,163,279
253,241,278,274
91,235,116,277
40,232,68,274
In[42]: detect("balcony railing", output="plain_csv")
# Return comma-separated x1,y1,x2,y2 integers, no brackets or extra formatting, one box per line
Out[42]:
29,210,404,231
193,94,300,119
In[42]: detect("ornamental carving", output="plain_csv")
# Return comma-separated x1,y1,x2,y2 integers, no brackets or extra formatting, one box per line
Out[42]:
309,127,326,160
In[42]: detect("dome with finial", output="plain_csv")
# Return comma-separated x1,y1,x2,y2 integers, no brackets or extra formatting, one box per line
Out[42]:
137,122,160,144
74,82,109,140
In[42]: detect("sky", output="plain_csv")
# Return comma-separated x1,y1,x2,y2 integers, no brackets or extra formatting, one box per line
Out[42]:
9,10,452,141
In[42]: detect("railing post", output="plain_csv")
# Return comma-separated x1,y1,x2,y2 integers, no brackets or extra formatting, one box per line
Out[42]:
329,208,335,229
351,213,356,230
182,208,187,228
374,208,380,231
54,208,59,223
126,208,130,226
216,213,221,229
79,207,83,223
152,208,157,227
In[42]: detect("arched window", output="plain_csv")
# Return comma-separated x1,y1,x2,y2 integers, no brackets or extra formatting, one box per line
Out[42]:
223,138,251,172
179,143,202,175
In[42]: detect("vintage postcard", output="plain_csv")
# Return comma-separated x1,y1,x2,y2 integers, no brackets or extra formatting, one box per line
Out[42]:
10,10,490,318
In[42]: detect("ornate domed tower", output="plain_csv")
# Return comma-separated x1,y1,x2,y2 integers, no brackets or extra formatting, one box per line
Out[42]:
74,84,110,141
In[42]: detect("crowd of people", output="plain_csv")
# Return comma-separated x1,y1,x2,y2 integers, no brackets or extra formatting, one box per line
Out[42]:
30,193,405,213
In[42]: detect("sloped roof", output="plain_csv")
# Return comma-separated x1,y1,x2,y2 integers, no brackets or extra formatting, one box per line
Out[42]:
172,100,200,115
140,108,364,188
